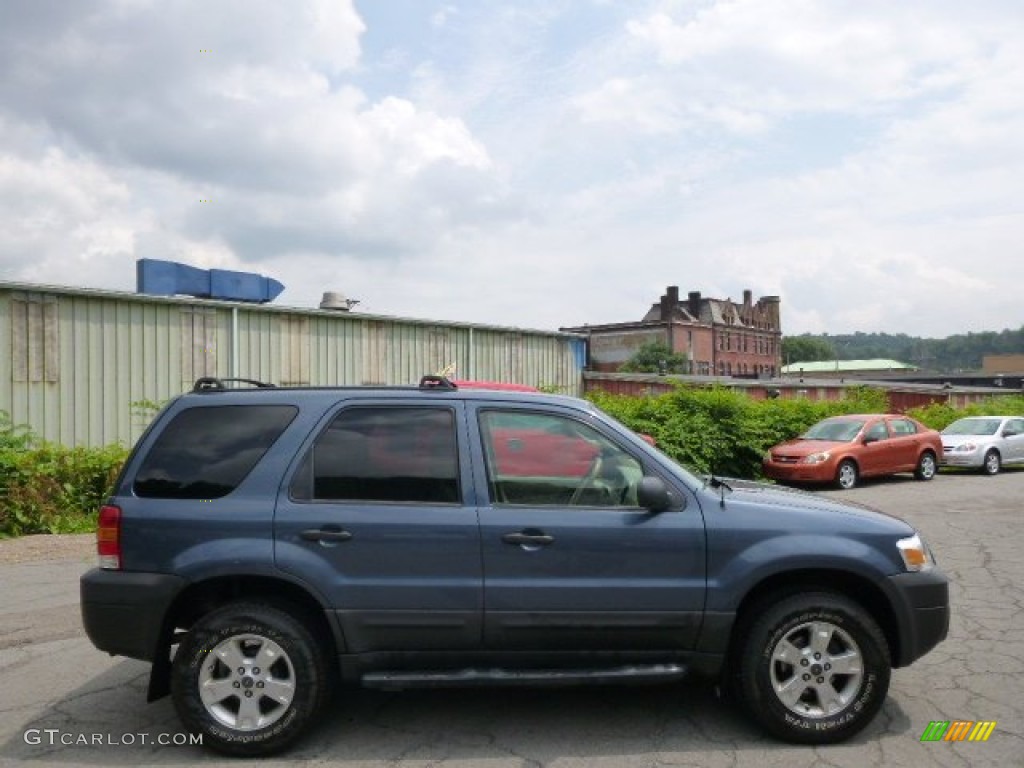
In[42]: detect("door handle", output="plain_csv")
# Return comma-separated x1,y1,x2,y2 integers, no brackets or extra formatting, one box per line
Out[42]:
300,527,353,543
502,531,554,546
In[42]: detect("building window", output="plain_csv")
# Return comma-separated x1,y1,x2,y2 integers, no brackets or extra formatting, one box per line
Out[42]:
181,308,217,385
281,315,311,386
11,294,59,383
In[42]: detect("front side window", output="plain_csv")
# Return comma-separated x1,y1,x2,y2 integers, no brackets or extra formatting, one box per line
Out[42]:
295,407,460,504
864,421,889,441
479,410,643,508
134,405,298,499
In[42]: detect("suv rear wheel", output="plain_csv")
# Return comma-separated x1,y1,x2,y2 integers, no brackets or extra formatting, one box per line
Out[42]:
736,592,891,744
171,602,330,756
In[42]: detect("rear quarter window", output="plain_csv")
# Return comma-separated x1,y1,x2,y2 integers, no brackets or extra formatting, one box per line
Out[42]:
133,405,298,499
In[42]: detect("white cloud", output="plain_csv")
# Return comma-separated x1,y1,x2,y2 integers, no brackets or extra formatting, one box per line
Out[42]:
0,0,1022,341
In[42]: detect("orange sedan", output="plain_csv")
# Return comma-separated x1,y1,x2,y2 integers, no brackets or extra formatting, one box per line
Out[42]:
763,414,943,490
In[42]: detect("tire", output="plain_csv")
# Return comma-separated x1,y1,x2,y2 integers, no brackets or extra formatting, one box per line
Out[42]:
736,592,891,744
835,460,858,490
914,451,937,481
171,602,330,757
982,449,1001,476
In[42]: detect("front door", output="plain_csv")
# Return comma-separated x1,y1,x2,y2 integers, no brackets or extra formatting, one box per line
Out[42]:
469,404,707,652
274,401,482,653
1005,418,1024,462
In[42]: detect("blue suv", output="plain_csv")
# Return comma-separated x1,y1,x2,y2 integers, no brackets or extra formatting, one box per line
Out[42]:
81,376,949,755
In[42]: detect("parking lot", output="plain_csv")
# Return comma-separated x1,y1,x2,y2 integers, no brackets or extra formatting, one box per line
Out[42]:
1,470,1022,768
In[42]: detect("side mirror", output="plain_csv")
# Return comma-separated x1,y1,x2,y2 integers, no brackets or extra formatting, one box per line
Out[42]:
637,476,673,513
863,435,878,445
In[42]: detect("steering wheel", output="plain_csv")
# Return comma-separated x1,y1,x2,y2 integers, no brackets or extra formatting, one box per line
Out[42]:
569,454,604,506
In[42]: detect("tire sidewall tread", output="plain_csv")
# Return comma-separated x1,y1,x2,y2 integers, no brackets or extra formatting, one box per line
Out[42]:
171,601,329,757
737,591,891,744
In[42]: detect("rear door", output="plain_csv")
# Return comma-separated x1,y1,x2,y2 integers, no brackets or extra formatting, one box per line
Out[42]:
469,403,707,652
887,417,927,470
274,399,483,653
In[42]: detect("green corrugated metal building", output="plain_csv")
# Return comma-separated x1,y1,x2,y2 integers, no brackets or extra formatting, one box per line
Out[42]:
1,280,585,448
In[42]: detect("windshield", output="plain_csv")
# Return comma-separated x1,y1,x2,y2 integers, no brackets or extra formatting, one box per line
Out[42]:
801,419,865,442
942,418,1002,436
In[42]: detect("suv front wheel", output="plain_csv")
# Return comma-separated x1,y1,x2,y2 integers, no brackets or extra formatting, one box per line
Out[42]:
171,602,330,756
736,592,891,744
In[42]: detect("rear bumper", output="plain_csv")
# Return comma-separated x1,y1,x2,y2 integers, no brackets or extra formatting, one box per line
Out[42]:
80,568,185,661
885,568,950,667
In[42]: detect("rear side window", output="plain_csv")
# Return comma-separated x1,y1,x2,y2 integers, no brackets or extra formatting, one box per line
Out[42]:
890,418,918,435
134,405,298,499
292,406,460,504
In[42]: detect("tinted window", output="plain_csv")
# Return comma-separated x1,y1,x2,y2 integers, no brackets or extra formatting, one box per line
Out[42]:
134,405,297,499
479,410,643,508
300,407,460,504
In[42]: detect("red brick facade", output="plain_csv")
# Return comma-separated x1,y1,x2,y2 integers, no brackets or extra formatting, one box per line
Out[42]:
564,285,782,377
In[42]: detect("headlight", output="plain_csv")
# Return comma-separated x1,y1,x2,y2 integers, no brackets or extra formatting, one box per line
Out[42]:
897,533,935,572
953,443,977,453
800,451,831,464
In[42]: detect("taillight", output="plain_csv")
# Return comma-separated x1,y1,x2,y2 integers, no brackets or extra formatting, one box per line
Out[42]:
97,505,122,570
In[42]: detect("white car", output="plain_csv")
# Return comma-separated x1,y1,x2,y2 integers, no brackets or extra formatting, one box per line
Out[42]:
940,416,1024,475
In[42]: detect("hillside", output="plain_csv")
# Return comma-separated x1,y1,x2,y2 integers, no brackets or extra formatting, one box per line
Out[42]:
783,327,1024,372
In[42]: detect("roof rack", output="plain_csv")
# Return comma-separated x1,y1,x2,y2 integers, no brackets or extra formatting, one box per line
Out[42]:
193,377,277,392
418,375,458,391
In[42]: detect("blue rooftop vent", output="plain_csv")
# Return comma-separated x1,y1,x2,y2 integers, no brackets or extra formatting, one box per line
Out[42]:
136,259,284,303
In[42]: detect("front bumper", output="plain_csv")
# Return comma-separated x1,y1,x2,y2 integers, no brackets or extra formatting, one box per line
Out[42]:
80,568,185,661
940,453,982,467
885,568,950,667
762,461,835,484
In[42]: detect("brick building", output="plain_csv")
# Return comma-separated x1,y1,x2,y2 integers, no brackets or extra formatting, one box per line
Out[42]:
564,285,782,377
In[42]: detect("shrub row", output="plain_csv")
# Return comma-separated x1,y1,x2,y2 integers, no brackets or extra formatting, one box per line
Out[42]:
1,411,128,537
589,386,1024,479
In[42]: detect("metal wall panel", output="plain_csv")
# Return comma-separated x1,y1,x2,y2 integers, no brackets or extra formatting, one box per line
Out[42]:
2,283,583,448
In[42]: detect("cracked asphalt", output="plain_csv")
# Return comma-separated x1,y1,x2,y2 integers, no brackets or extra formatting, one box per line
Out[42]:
1,471,1022,767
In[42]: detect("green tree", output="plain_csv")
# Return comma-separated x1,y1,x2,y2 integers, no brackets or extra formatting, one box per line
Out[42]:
782,336,836,365
620,341,688,374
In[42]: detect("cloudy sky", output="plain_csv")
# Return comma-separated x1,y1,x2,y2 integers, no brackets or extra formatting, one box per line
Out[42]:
1,0,1021,337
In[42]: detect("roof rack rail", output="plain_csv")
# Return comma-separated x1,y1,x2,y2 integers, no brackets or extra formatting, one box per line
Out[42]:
418,375,458,391
193,377,277,392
